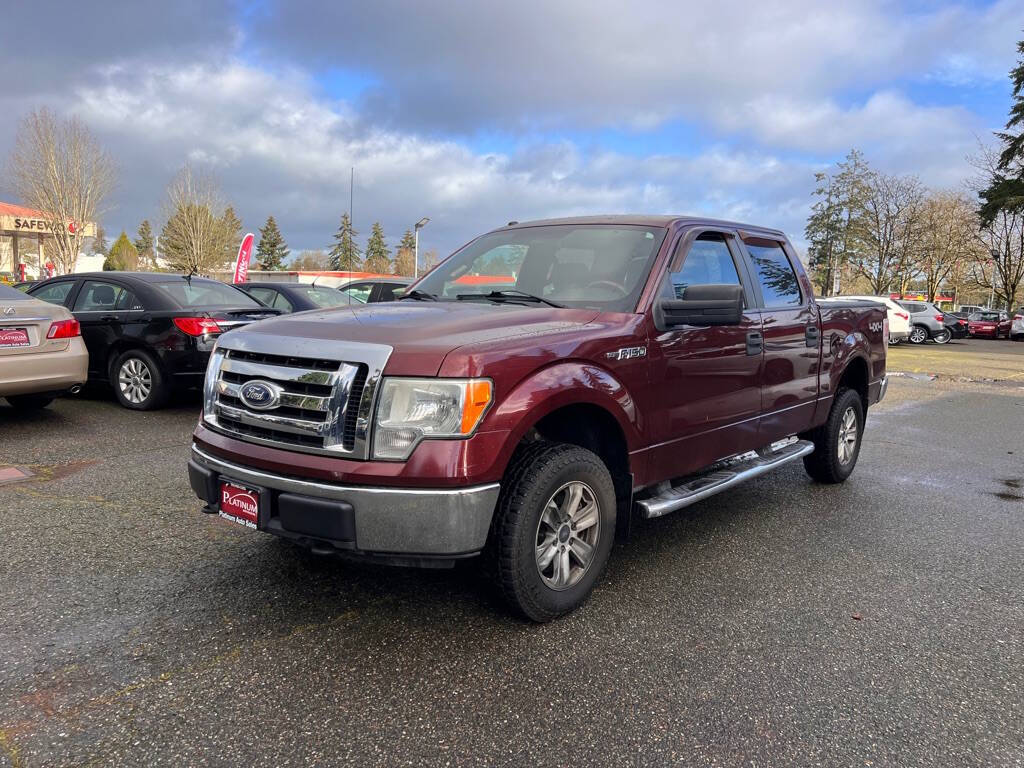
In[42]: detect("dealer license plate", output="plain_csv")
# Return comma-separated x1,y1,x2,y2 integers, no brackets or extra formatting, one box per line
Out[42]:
218,481,260,529
0,328,30,348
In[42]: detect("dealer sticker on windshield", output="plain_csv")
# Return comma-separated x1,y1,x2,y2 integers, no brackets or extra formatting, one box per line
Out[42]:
218,481,259,529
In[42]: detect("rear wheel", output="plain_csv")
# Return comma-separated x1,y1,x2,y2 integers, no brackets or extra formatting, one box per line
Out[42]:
908,326,928,344
932,328,952,344
802,388,864,484
489,441,616,622
111,349,170,410
5,393,55,410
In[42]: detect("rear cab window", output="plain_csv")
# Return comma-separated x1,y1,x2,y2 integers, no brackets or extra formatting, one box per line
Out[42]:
744,240,802,307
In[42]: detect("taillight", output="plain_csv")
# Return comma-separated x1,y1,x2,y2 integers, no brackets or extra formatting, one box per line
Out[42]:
934,314,944,323
1015,315,1023,322
896,311,909,320
173,317,222,336
46,318,80,339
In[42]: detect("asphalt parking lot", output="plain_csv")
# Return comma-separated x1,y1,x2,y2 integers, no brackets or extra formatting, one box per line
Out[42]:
2,345,1023,766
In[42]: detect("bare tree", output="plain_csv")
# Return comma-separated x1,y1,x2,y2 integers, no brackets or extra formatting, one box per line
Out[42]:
970,144,1024,309
158,165,230,275
7,108,115,274
850,172,926,294
918,191,984,302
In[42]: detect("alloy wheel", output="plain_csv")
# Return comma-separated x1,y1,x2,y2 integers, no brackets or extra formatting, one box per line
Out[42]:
837,406,859,465
118,357,153,404
909,327,927,344
535,481,601,591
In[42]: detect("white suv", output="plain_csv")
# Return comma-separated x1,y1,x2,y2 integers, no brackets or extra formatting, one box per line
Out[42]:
837,296,911,344
1011,309,1023,341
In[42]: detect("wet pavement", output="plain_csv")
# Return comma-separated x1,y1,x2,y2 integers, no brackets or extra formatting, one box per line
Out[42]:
1,372,1022,766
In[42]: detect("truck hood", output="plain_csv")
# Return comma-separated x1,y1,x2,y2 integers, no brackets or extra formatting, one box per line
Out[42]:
236,301,602,375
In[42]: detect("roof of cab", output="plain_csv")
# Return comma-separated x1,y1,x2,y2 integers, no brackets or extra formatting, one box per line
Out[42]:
497,214,786,237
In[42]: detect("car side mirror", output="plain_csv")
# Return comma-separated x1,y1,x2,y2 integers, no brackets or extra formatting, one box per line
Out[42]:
655,284,743,329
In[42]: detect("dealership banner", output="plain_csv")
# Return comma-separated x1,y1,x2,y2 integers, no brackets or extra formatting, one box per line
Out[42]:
232,233,255,284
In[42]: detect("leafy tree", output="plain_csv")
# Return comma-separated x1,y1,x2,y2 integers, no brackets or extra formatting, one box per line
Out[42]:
290,250,329,270
134,219,156,270
328,213,362,271
363,221,392,274
220,206,243,266
255,215,289,271
103,230,138,271
159,202,226,274
91,225,108,256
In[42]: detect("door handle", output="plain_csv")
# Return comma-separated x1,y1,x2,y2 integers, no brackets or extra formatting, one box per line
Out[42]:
746,330,763,356
805,325,820,347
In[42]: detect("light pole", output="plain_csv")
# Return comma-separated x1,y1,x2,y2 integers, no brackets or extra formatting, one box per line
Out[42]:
414,217,430,279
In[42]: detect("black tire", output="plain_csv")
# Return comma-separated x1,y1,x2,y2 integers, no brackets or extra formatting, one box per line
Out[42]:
6,393,55,410
801,388,865,484
932,328,951,344
110,349,170,410
489,441,616,622
908,325,929,344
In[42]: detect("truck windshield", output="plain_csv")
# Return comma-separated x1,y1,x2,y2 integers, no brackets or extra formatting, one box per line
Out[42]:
413,224,667,312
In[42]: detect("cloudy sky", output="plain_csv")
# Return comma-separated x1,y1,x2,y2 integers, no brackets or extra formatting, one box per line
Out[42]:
1,0,1020,260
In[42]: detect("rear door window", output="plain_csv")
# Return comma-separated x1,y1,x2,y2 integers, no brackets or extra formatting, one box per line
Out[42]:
74,281,127,312
374,283,405,302
340,283,372,304
745,241,802,307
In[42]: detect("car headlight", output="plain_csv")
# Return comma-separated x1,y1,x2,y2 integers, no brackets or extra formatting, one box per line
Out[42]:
372,378,493,460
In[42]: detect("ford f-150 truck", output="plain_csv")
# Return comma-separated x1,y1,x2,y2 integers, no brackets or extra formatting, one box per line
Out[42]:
188,216,887,621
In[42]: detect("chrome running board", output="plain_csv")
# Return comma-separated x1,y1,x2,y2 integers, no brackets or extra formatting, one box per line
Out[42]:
637,438,815,519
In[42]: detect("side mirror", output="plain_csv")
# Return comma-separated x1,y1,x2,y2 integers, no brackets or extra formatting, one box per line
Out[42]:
655,283,743,328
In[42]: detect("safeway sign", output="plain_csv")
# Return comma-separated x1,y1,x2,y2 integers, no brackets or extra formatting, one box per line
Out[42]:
232,233,255,284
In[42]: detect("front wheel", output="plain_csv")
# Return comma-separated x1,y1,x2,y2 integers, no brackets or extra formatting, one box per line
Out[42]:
932,328,952,344
908,326,929,344
489,442,616,622
801,388,865,484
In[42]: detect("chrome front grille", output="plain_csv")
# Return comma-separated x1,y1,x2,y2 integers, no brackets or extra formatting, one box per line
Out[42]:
203,334,392,459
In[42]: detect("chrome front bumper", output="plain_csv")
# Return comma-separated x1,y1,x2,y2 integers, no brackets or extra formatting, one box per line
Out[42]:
189,444,500,556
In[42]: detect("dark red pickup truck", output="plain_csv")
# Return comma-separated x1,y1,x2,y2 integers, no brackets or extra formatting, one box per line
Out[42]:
188,216,887,621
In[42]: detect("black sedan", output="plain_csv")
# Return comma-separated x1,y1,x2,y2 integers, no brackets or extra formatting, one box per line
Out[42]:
28,272,279,410
238,278,411,312
942,311,970,339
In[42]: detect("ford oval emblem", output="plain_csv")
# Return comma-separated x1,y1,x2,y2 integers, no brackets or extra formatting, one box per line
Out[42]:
239,379,281,411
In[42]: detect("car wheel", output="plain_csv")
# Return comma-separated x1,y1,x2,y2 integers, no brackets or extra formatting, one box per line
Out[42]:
5,393,55,410
908,326,928,344
801,387,864,484
489,441,616,622
933,328,952,344
111,349,170,410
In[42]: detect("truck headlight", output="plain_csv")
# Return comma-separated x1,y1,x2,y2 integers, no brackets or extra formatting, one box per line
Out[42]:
372,378,492,460
202,346,224,425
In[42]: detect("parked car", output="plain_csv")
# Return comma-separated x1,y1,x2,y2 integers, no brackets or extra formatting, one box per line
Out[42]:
238,282,359,312
958,304,988,317
238,279,411,311
0,283,87,409
188,215,887,621
28,272,280,410
334,277,411,305
1011,308,1024,341
941,311,970,339
826,295,909,343
968,311,1010,339
897,300,951,344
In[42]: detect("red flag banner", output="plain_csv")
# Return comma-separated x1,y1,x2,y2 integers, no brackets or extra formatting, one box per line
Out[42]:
232,233,255,283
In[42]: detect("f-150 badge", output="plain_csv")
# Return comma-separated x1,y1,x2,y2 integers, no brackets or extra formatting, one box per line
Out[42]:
606,346,647,361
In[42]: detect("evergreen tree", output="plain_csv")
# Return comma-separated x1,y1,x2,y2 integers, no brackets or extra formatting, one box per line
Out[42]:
363,221,392,274
255,215,289,271
134,220,156,269
394,229,417,276
103,231,139,271
220,206,243,266
91,225,108,256
328,213,362,270
997,38,1024,172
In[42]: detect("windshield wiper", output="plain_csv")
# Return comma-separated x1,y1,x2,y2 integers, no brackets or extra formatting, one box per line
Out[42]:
398,289,438,301
456,289,565,308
